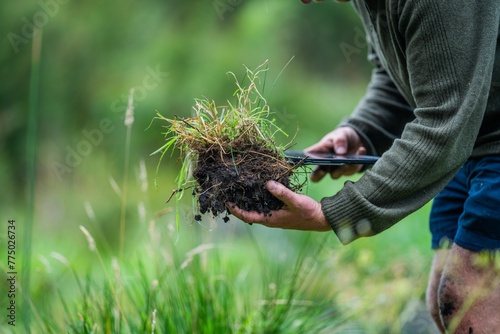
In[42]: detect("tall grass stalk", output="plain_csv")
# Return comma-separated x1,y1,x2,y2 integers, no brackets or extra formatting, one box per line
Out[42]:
119,88,135,260
23,26,43,330
78,225,128,332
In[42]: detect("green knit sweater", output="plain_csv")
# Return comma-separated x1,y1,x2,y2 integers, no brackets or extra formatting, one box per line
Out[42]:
321,0,500,244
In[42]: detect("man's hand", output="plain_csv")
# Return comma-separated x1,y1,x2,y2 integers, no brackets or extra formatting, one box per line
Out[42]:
228,180,331,231
306,126,367,181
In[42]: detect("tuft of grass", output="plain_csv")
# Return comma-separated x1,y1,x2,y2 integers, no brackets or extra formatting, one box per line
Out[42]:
154,61,287,161
153,64,288,181
119,88,135,261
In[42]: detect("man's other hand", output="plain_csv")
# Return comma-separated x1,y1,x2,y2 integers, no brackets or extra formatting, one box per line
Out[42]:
306,126,367,181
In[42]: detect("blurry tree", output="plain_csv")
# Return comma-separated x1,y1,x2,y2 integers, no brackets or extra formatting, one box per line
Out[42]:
0,0,369,204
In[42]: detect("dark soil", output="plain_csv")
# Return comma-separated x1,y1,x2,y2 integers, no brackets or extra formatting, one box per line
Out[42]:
192,144,298,220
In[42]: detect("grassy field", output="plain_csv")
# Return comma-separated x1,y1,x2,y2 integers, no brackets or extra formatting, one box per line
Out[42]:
0,69,436,333
1,148,435,333
2,2,436,328
1,206,435,333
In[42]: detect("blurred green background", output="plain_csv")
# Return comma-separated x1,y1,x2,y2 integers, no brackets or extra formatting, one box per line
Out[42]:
1,0,436,332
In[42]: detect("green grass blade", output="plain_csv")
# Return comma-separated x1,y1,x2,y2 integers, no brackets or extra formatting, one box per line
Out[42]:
23,26,43,332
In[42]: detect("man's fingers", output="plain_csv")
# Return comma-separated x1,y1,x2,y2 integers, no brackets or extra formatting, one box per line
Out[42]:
332,136,347,155
267,180,305,209
307,136,346,155
310,166,327,182
227,202,266,224
266,181,292,202
330,164,363,179
227,201,286,227
357,146,367,155
328,146,366,178
310,166,344,182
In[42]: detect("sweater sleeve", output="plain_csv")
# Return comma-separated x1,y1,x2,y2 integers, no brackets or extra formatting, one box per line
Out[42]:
322,1,499,244
340,47,415,156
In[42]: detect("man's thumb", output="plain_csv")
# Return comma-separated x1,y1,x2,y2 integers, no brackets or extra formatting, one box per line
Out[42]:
267,180,279,191
266,180,290,202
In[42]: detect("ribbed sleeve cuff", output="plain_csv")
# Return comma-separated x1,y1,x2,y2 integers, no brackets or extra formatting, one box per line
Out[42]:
321,182,376,245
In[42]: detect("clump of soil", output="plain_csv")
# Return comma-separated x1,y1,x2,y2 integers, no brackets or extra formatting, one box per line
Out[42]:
193,144,295,219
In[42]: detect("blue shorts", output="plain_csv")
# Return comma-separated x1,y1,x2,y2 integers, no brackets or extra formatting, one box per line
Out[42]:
430,155,500,251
